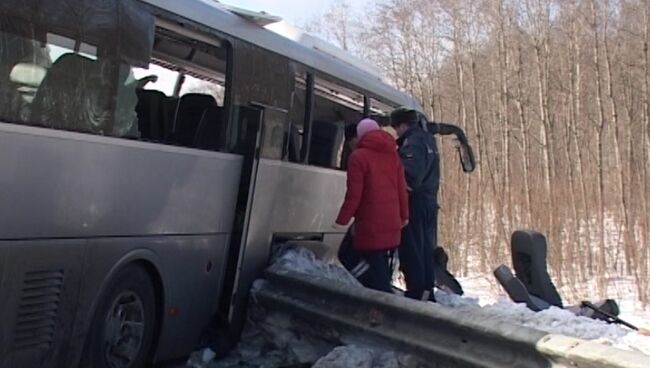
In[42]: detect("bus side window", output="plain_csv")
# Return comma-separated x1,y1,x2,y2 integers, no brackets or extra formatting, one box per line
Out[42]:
126,64,177,142
309,77,364,170
259,107,288,160
130,27,229,152
370,97,397,139
0,30,130,135
0,23,230,152
287,74,308,163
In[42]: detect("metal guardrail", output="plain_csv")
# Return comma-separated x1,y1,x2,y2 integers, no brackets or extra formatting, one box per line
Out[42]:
255,269,648,368
537,335,646,368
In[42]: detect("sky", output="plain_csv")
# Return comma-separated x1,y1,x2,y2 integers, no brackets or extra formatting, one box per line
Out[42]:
218,0,368,26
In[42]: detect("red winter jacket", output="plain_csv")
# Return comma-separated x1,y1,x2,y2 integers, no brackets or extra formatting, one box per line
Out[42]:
335,130,409,251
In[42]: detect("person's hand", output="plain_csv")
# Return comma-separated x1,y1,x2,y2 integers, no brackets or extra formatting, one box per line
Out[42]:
136,75,158,89
401,220,409,228
332,223,347,230
141,75,158,84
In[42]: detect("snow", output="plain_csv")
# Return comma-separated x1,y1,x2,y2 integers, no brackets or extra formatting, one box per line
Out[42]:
189,246,650,367
186,302,411,368
456,275,650,355
455,274,502,306
432,283,636,344
267,246,361,287
556,274,650,328
187,247,401,368
312,346,399,368
187,309,335,368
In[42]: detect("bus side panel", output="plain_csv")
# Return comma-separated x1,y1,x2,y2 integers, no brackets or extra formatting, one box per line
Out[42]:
230,160,347,326
0,240,84,368
152,234,230,361
256,161,347,233
61,235,229,366
0,123,242,239
0,124,243,366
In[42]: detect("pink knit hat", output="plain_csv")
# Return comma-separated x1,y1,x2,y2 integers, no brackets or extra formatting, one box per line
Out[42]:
356,118,380,139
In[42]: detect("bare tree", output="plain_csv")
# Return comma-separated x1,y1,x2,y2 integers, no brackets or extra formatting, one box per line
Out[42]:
307,0,650,305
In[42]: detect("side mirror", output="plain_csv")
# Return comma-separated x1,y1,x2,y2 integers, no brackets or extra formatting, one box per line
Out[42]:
457,140,476,173
427,121,476,173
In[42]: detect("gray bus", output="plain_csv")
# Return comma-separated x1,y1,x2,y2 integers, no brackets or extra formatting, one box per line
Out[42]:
0,0,422,367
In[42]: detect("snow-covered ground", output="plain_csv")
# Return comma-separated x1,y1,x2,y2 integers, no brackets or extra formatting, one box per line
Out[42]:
456,273,650,355
189,247,650,367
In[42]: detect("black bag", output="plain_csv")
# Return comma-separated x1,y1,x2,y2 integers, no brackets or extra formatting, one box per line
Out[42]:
433,247,464,296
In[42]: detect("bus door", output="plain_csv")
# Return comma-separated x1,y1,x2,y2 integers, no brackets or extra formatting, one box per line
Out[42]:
219,102,288,332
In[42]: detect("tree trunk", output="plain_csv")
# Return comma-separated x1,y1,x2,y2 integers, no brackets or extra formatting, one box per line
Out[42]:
516,40,533,226
591,0,608,295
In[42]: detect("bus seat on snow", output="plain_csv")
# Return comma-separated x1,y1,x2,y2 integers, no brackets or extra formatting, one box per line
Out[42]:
495,230,620,321
510,230,563,308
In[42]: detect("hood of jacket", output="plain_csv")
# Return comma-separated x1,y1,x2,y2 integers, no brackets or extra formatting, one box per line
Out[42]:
357,130,397,154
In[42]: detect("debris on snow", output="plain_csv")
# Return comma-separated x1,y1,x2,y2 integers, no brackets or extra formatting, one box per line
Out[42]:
270,247,650,353
191,246,650,367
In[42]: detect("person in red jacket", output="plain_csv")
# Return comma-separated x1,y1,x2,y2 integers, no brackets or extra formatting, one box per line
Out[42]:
335,118,409,292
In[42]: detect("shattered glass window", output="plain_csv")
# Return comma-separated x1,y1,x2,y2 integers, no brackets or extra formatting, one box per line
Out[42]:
0,31,140,137
0,0,154,138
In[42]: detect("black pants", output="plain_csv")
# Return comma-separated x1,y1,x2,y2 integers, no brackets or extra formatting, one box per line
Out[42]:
399,196,438,300
338,229,393,293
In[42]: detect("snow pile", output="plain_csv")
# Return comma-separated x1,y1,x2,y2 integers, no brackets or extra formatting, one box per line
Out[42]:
312,346,399,368
187,287,350,368
484,303,626,340
188,247,428,368
433,289,628,342
187,248,390,368
187,309,333,368
456,274,503,306
457,274,650,354
267,246,361,286
556,274,650,326
187,298,415,368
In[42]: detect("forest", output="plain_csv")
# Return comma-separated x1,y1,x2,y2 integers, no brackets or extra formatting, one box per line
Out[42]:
306,0,650,304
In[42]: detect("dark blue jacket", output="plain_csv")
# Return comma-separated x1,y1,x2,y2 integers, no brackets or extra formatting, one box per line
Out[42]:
397,126,439,199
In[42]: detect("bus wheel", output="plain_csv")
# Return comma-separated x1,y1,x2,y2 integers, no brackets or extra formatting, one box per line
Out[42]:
80,265,156,368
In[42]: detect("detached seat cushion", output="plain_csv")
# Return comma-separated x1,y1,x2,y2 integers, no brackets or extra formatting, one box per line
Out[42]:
495,230,622,323
433,247,464,296
494,264,551,312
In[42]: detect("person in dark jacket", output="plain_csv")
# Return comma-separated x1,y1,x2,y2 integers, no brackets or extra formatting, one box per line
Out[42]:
335,118,409,292
391,107,440,301
340,123,359,171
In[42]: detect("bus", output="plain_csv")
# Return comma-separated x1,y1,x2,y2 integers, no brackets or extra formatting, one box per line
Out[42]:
0,0,424,367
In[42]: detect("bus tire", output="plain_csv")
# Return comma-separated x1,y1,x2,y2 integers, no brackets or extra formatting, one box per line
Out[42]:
80,265,156,368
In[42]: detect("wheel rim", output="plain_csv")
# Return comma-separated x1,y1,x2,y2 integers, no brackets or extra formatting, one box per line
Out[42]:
103,291,146,368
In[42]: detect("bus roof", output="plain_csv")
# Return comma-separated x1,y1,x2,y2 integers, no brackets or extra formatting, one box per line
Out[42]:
140,0,423,112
